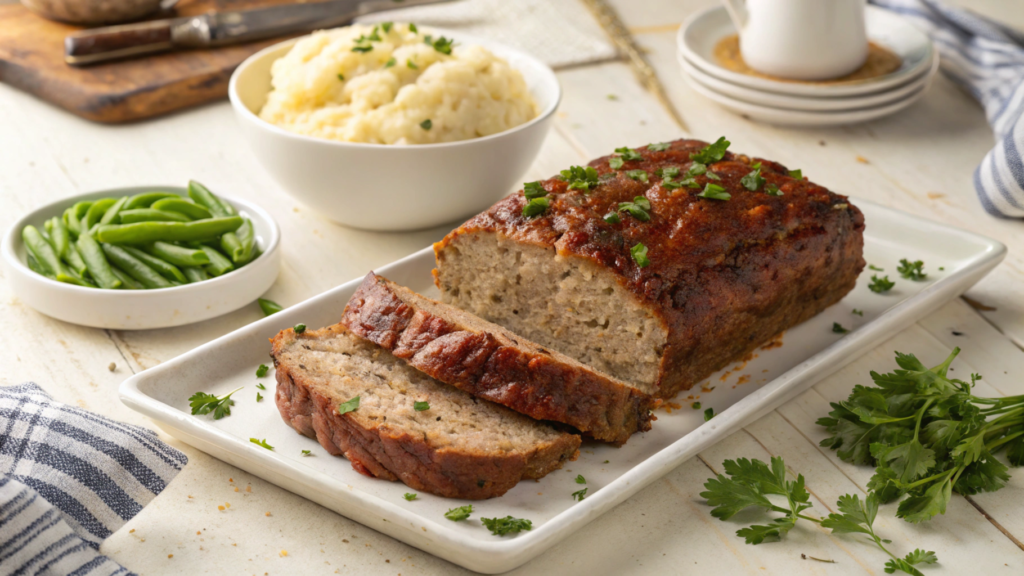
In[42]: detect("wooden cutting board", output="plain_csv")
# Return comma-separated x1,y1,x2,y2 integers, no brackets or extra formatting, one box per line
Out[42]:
0,0,300,123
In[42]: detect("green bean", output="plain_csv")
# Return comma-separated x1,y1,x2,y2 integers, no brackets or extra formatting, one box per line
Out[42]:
49,216,70,258
23,225,68,278
200,246,234,277
82,198,116,233
101,244,172,288
110,266,143,290
187,180,235,217
182,266,209,283
63,241,90,277
228,219,256,264
219,231,245,263
76,232,122,289
59,273,97,288
26,253,52,278
150,198,212,220
143,241,210,267
124,192,177,210
258,298,283,316
96,216,242,244
100,196,129,225
122,245,186,283
44,219,53,235
63,207,82,238
119,208,192,224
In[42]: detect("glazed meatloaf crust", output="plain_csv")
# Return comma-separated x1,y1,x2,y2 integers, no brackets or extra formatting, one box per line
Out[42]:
433,138,865,399
341,272,658,445
272,324,580,499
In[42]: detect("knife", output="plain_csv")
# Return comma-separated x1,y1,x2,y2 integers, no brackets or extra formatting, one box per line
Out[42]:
65,0,455,66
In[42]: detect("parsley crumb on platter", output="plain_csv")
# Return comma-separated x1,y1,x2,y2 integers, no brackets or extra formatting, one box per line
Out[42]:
704,407,715,421
256,392,263,402
256,383,266,391
189,387,242,420
869,275,895,293
692,402,701,410
897,258,927,281
256,364,269,377
301,450,312,456
575,474,586,484
250,438,274,450
869,264,884,271
853,309,864,316
481,516,532,535
445,505,472,521
404,493,418,501
571,488,588,502
832,322,850,334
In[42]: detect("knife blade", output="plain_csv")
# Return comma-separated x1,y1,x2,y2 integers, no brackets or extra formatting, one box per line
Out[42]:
65,0,455,66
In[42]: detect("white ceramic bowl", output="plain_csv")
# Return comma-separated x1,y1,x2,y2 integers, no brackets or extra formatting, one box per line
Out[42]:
1,186,281,330
228,28,561,231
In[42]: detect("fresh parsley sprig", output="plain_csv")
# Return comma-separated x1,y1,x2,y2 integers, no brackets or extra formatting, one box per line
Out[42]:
869,275,895,293
818,348,1024,524
189,386,242,420
702,456,940,576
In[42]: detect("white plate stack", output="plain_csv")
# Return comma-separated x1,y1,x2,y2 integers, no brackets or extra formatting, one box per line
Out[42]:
677,6,939,127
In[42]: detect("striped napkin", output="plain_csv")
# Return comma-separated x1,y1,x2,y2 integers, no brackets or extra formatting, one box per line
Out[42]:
871,0,1024,218
0,383,187,576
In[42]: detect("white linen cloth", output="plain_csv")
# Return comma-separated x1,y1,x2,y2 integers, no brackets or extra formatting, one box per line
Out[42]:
356,0,619,68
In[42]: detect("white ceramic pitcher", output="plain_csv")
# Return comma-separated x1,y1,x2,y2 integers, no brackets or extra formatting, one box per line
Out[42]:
721,0,869,80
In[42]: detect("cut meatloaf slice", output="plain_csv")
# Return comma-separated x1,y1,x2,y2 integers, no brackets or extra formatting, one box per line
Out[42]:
340,272,657,445
433,138,866,399
271,323,580,500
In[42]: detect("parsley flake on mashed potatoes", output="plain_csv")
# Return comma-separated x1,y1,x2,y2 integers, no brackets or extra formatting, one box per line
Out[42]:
259,23,538,145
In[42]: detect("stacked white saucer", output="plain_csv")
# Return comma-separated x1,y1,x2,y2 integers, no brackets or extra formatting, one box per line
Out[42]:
676,6,939,127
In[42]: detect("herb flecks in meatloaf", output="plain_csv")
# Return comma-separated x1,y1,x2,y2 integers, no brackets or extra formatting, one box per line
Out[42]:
433,138,865,399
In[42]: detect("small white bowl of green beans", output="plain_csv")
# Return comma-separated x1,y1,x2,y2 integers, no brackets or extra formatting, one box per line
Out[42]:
1,183,281,329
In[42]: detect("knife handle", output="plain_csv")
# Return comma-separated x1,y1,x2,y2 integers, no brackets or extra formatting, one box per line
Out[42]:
65,20,175,66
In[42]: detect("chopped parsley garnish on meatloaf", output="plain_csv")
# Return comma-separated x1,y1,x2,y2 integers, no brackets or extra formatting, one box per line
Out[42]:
560,166,599,191
523,181,546,200
615,147,643,161
690,136,730,164
765,184,783,196
626,169,649,183
740,163,766,191
698,183,731,201
522,197,549,218
631,243,651,267
618,196,651,221
648,142,671,151
337,396,360,414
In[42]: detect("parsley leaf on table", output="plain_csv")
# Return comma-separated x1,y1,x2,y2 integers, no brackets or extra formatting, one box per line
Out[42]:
189,387,242,420
481,516,532,536
702,457,940,575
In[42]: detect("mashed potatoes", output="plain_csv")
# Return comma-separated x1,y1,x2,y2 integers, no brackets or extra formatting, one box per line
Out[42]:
259,23,538,145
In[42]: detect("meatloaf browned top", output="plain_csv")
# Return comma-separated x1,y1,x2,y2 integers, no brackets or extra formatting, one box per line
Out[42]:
433,138,865,398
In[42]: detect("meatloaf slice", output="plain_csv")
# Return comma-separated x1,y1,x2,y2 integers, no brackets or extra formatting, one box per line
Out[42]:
433,138,865,399
340,272,657,445
272,323,580,499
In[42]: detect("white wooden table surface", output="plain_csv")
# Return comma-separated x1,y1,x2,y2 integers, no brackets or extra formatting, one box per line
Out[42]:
2,0,1023,574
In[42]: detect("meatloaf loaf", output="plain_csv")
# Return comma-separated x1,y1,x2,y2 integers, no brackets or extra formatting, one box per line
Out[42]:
433,137,865,399
341,272,657,445
272,323,580,499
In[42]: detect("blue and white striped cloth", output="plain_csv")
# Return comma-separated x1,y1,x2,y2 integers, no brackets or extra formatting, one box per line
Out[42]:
871,0,1024,218
0,383,187,576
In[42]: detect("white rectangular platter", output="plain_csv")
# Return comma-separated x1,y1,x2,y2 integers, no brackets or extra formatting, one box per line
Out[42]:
120,198,1005,574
